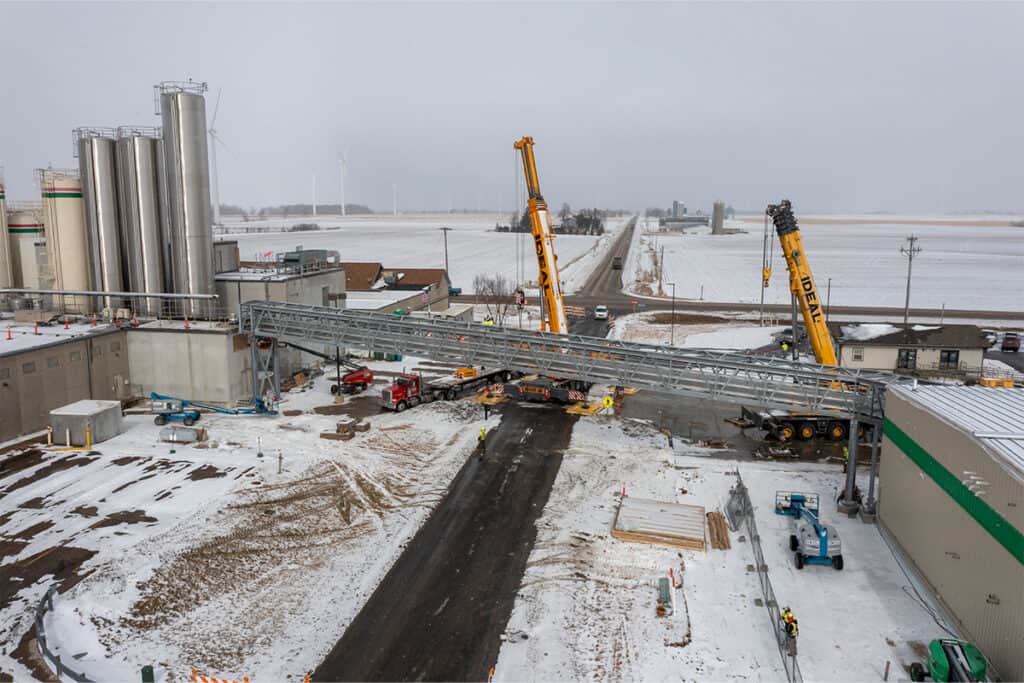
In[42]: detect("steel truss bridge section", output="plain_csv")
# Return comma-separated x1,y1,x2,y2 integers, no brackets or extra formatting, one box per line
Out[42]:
240,301,905,421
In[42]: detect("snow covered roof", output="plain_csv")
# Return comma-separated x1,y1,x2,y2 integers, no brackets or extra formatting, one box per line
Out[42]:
893,384,1024,483
0,322,121,358
343,290,419,310
831,322,988,348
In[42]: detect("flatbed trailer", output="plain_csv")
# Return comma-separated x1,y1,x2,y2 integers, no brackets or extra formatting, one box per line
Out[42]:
740,407,872,443
381,368,517,411
502,375,591,404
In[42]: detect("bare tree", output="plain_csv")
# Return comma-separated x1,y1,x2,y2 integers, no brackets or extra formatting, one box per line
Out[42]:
473,273,513,323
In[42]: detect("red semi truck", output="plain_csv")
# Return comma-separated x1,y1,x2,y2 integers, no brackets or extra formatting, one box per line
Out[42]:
381,368,515,411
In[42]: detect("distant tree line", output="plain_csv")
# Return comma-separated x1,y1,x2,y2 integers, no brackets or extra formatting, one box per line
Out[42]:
217,203,374,221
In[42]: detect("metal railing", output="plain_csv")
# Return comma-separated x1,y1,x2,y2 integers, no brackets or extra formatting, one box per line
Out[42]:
241,301,908,420
1,290,232,322
726,473,802,683
34,585,93,682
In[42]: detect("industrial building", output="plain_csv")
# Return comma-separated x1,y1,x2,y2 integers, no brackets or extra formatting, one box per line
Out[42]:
830,323,988,379
879,385,1024,680
0,325,129,442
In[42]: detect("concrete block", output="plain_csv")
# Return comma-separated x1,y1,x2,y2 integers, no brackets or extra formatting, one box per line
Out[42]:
50,399,123,445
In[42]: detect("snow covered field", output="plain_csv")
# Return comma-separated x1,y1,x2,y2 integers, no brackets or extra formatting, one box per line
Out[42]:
0,358,486,682
219,213,628,295
609,312,782,350
494,419,958,682
626,216,1023,311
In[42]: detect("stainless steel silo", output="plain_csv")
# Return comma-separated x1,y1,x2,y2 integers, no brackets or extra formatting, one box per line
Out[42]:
76,128,124,308
158,81,214,317
116,126,165,316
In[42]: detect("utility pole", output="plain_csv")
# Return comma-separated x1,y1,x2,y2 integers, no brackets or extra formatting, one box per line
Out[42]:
826,277,832,323
659,245,665,296
668,282,676,346
439,226,452,277
900,235,921,327
392,184,397,216
312,173,317,216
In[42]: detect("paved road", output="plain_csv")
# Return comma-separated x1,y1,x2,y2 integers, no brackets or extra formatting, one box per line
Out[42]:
312,402,575,682
986,348,1024,373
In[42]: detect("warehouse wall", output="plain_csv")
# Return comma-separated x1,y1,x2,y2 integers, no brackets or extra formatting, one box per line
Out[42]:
0,330,129,442
126,327,250,404
880,392,1024,680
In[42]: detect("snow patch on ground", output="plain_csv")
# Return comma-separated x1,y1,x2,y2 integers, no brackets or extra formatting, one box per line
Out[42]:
609,312,782,351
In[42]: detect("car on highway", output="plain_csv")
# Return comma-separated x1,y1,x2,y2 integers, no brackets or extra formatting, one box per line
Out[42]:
1001,332,1020,352
593,305,609,320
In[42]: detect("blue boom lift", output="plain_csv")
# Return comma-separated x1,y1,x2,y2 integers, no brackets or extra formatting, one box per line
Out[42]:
149,392,276,426
775,492,844,570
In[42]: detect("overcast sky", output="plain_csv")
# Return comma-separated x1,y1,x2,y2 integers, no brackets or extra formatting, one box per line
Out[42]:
2,2,1021,214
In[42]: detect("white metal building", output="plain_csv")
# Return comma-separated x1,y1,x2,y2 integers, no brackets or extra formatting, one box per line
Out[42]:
880,385,1024,680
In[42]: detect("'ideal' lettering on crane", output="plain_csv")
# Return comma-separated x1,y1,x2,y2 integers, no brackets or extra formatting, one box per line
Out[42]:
800,276,823,322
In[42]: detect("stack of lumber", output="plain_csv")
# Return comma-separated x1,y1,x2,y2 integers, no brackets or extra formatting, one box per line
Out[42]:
706,511,731,550
612,497,706,551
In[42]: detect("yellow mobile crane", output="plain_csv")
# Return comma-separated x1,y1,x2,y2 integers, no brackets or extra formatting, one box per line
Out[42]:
744,199,849,441
766,199,838,366
514,136,568,334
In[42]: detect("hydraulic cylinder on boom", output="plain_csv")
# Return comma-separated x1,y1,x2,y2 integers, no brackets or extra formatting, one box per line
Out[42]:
514,136,568,334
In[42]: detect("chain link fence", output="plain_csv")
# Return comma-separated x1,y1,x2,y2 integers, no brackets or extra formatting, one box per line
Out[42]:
726,472,803,683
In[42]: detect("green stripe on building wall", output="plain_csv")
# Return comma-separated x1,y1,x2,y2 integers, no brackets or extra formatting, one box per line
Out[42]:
884,417,1024,566
8,228,45,234
41,192,82,198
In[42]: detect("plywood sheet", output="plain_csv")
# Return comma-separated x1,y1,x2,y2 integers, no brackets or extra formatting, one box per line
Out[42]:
612,497,706,551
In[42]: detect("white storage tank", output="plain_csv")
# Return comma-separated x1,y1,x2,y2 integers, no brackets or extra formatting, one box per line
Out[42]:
0,176,13,290
5,203,46,288
116,126,165,316
39,168,91,297
49,399,124,446
76,127,124,307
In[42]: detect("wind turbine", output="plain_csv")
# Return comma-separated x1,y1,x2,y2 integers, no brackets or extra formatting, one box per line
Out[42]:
339,150,348,217
208,88,226,226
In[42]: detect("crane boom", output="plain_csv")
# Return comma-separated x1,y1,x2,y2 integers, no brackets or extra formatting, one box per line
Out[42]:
766,199,838,366
514,136,567,334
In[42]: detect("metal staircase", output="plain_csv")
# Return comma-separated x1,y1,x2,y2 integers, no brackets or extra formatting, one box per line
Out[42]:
240,301,905,421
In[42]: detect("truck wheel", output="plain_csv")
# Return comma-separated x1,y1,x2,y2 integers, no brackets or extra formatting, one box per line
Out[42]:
154,415,168,426
798,422,816,441
778,422,796,442
330,383,339,395
832,554,844,571
827,421,847,441
502,371,512,382
410,396,421,407
789,534,799,552
794,552,804,570
359,383,367,392
446,389,457,401
396,401,408,412
909,662,926,682
183,416,195,426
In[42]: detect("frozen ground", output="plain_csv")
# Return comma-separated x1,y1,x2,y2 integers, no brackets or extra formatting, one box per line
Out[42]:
494,418,959,682
626,216,1023,311
0,356,485,682
609,311,781,350
219,213,628,295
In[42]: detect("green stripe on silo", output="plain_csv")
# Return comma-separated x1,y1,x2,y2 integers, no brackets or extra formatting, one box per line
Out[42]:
884,417,1024,566
8,228,45,234
41,192,83,198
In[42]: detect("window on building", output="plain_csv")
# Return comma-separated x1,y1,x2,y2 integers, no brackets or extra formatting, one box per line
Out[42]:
70,351,82,362
47,356,60,368
22,362,36,374
0,368,10,380
897,349,917,369
852,347,864,361
940,349,960,370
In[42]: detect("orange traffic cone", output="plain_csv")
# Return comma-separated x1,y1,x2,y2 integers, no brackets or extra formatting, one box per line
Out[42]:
5,326,11,341
184,316,190,330
92,314,97,327
34,322,39,335
64,317,70,330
